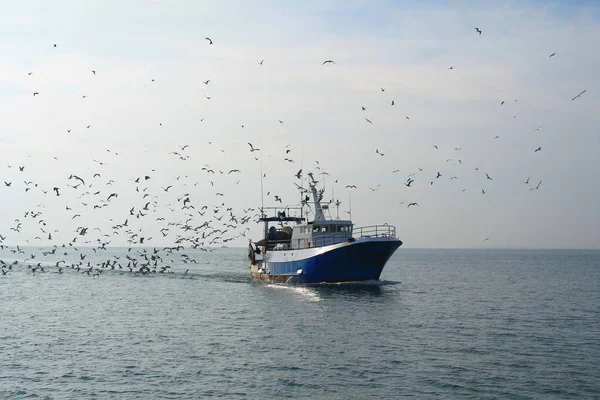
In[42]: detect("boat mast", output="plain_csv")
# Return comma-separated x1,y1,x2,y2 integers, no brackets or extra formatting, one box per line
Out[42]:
308,173,325,221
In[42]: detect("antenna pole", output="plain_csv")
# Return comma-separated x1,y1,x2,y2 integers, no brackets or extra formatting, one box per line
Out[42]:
259,140,264,218
348,192,352,221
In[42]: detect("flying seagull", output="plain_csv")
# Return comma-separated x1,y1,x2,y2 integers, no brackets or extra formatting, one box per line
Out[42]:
529,180,542,190
247,142,260,152
571,90,586,101
407,202,419,208
475,28,482,35
322,60,335,65
365,118,373,124
205,37,213,45
549,52,556,57
534,147,542,152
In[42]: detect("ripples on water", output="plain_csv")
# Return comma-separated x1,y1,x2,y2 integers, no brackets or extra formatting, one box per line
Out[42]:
1,248,599,399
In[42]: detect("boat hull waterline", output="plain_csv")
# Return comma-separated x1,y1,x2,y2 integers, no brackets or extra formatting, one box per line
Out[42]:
251,237,402,284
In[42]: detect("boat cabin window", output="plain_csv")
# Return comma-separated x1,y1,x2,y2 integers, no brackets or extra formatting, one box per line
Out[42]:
313,226,329,233
336,225,352,232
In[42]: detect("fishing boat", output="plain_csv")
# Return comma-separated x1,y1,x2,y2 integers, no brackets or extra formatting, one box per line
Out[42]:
248,173,402,283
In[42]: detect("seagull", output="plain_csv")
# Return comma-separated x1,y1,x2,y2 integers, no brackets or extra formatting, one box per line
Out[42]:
375,149,384,156
345,185,357,189
549,52,556,57
205,37,213,45
521,177,531,185
407,202,419,208
405,178,414,187
529,180,542,190
436,172,442,179
433,145,438,149
365,118,373,124
486,173,493,180
33,92,39,96
322,60,335,65
475,28,482,35
259,60,264,65
247,142,260,152
91,70,96,74
534,147,542,152
448,66,453,70
501,101,505,105
483,237,490,242
361,106,366,111
391,100,395,105
571,90,586,101
203,80,210,85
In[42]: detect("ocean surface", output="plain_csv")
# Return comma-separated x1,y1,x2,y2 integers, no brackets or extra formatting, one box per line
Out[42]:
1,247,599,399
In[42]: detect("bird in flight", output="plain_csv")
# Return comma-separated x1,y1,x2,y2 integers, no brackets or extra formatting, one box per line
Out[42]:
407,202,419,208
571,90,586,101
345,185,357,189
483,237,490,242
486,173,493,180
529,180,542,190
259,60,264,65
322,60,335,65
391,100,395,105
475,28,482,35
405,178,414,187
549,52,556,57
203,80,210,85
365,118,373,124
33,92,39,96
521,177,530,185
248,142,260,152
534,147,542,152
205,37,213,45
375,149,384,156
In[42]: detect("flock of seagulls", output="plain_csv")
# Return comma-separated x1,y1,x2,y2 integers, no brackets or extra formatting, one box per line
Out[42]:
0,25,592,277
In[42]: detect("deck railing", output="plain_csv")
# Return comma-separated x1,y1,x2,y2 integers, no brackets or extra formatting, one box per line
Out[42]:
260,224,397,251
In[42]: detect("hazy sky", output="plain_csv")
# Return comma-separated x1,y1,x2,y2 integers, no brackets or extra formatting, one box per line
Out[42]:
0,1,599,249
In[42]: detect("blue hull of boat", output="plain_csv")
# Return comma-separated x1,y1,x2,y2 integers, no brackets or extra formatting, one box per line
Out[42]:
255,239,401,284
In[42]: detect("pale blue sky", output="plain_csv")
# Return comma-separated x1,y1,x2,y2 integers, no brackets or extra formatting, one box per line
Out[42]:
0,1,598,248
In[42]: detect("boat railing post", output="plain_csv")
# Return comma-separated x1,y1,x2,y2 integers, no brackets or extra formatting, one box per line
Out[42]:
375,225,378,237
